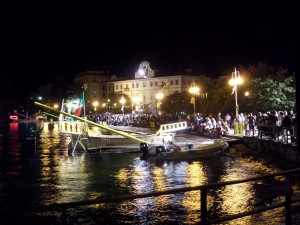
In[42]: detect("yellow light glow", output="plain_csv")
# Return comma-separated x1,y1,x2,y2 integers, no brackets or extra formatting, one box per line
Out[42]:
120,96,126,104
156,92,164,100
189,83,200,95
93,101,99,107
229,77,243,86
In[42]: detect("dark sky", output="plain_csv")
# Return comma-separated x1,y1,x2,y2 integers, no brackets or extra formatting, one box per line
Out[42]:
0,1,296,95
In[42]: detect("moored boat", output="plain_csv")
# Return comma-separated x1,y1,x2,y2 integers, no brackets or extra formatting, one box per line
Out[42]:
34,101,228,157
140,141,229,161
61,120,186,153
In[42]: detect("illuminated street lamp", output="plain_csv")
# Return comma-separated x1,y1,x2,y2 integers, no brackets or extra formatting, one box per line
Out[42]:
156,92,164,114
189,81,200,116
93,101,99,112
120,96,126,115
132,96,141,113
229,67,243,117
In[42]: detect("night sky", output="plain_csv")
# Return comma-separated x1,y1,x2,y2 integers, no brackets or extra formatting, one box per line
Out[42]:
0,1,296,96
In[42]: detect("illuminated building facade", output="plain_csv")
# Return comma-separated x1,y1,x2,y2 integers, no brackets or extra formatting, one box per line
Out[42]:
74,61,200,113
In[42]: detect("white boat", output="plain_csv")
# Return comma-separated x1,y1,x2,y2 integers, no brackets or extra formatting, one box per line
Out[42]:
34,101,225,157
35,101,192,154
60,120,188,154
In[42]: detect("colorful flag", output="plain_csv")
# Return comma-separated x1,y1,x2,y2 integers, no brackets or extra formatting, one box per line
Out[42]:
190,97,195,104
74,94,85,116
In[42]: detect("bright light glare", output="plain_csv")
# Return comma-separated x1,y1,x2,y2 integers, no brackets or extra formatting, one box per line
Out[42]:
189,86,199,94
93,101,99,107
120,96,126,104
156,93,164,100
229,77,243,86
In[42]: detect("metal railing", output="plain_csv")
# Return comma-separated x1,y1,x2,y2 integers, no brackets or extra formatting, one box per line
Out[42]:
3,168,300,225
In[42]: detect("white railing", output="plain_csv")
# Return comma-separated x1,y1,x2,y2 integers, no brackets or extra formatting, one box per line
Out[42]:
156,121,188,135
59,121,85,134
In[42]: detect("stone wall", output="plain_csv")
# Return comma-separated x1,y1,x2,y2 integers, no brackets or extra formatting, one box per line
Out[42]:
241,136,300,163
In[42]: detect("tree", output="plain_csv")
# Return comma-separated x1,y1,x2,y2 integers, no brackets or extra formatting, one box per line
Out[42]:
161,92,191,115
248,77,295,111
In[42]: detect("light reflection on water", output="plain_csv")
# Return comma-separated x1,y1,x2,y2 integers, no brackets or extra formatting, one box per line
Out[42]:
0,121,299,224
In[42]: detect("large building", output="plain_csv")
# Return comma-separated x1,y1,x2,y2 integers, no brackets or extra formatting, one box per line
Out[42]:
74,61,201,113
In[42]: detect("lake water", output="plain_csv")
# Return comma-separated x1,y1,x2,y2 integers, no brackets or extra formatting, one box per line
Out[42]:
0,121,299,225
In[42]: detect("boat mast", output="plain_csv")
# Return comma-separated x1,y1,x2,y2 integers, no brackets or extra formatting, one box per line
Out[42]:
82,91,87,135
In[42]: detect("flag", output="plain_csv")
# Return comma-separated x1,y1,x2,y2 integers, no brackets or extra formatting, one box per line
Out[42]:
157,102,161,108
231,86,236,95
74,94,85,116
190,97,195,104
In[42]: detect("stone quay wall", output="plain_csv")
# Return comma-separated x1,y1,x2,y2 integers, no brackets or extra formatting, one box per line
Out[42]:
241,136,300,163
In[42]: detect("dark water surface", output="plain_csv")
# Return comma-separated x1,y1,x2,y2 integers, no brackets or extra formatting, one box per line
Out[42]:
0,121,299,225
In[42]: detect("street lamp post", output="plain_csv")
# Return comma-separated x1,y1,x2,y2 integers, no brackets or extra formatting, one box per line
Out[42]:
132,96,140,113
229,67,243,117
189,81,200,116
120,96,126,115
155,92,164,114
93,101,99,112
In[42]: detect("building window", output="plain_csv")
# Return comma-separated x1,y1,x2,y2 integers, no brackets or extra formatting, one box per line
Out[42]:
155,81,158,86
136,83,139,88
143,82,146,88
120,84,123,89
150,81,153,87
116,85,119,90
170,80,174,85
132,83,135,88
175,79,179,85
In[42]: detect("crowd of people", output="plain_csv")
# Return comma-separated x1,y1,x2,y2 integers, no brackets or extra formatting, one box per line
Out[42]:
87,109,297,144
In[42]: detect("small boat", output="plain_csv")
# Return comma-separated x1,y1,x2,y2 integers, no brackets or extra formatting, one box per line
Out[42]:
140,141,229,161
62,120,188,153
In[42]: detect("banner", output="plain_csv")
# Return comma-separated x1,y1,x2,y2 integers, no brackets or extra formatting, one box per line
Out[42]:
190,97,195,104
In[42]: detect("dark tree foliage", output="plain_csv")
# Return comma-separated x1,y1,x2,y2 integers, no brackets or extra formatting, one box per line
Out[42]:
248,77,295,111
240,62,295,112
161,92,191,114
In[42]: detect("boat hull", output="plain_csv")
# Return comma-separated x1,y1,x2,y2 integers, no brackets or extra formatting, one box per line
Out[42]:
141,141,229,161
69,133,174,153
